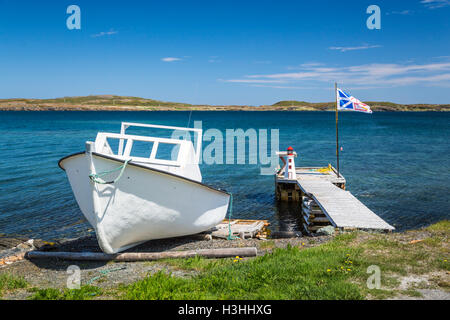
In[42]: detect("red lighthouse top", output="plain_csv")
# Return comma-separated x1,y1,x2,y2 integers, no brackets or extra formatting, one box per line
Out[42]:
287,146,294,155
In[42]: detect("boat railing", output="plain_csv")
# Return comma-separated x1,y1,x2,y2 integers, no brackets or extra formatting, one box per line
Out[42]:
119,122,202,163
94,132,196,167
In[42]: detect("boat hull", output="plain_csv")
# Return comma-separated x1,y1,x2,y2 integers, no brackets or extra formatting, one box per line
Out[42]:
59,152,230,253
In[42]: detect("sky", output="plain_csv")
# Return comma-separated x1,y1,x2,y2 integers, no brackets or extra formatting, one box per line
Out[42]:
0,0,449,105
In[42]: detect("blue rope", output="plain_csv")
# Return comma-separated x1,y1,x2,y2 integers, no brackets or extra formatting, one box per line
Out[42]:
86,266,127,285
89,159,131,184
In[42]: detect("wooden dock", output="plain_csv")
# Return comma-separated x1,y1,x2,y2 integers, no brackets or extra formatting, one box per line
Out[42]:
276,165,394,233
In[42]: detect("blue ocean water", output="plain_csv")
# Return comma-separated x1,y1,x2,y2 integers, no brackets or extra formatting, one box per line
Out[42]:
0,111,448,240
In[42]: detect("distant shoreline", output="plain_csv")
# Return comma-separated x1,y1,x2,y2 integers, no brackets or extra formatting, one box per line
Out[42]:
2,107,450,112
1,95,449,112
1,105,449,112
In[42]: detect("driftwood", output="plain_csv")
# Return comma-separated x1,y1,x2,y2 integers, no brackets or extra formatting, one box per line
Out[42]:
26,247,257,262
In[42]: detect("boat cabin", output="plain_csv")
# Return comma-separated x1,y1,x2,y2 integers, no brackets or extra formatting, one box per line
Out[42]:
91,122,203,182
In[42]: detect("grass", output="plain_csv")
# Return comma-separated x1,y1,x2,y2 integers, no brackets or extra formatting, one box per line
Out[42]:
258,240,276,250
359,234,449,275
121,223,449,300
24,95,192,107
21,220,449,300
123,234,366,300
426,220,450,233
0,273,28,297
29,285,102,300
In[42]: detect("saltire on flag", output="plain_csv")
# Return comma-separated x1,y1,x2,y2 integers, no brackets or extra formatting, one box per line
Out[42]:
336,88,372,114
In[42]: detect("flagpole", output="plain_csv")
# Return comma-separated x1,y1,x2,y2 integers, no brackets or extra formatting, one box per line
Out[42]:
335,82,340,178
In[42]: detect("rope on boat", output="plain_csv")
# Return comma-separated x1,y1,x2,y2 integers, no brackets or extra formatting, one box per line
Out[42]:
227,193,238,240
89,159,131,185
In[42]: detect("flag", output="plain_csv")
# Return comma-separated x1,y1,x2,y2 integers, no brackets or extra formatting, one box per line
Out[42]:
336,88,372,114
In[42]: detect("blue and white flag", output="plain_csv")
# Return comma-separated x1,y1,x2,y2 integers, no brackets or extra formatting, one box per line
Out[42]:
337,88,372,114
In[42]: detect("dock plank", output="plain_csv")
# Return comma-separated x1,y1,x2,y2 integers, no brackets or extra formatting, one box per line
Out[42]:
296,180,394,231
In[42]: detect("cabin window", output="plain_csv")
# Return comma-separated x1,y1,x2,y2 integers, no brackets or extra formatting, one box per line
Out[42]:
129,140,155,159
102,137,121,155
155,143,180,161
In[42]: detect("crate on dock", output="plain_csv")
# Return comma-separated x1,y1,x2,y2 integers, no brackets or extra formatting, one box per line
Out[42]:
209,219,270,239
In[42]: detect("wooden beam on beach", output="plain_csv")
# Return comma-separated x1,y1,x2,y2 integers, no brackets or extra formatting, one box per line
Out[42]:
26,247,258,262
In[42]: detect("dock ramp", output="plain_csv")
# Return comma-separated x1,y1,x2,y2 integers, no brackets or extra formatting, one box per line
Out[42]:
275,166,395,232
297,179,394,231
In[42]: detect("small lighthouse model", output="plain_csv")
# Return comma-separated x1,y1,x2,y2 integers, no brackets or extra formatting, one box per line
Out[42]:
285,146,297,180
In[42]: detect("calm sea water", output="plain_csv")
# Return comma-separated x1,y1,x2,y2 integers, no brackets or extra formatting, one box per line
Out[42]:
0,111,448,240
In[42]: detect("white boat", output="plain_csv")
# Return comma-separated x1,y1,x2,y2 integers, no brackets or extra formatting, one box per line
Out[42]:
59,122,230,254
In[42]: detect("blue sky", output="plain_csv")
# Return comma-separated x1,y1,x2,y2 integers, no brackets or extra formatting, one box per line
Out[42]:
0,0,449,105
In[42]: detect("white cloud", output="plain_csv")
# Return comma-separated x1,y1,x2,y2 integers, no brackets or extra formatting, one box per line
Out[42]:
220,79,286,84
161,57,182,62
329,44,382,52
286,62,324,70
386,10,413,15
433,55,450,60
248,84,323,90
208,56,221,63
299,62,323,67
420,0,450,9
91,30,118,38
223,61,450,89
